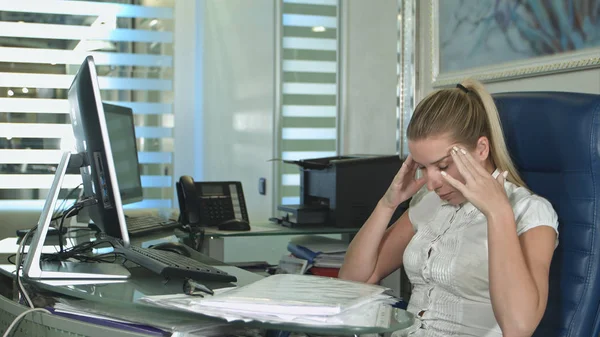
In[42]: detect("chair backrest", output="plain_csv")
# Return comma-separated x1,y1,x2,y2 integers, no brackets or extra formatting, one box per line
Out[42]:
494,92,600,337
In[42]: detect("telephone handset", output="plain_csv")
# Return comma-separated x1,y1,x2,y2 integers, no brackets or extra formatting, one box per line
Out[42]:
176,176,250,230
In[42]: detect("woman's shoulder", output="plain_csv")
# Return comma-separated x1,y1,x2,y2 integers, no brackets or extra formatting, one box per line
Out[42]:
505,182,558,236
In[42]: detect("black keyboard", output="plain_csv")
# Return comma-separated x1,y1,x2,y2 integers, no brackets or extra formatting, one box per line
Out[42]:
126,215,181,237
117,245,237,283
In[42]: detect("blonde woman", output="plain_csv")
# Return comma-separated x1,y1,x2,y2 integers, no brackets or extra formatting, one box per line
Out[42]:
339,79,558,337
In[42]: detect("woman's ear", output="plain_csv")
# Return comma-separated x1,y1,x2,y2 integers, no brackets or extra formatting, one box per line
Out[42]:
475,136,490,162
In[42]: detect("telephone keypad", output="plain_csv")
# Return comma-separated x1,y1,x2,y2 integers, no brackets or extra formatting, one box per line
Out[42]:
200,196,235,223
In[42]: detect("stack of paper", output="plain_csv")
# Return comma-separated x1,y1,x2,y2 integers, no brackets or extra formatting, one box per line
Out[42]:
140,274,400,329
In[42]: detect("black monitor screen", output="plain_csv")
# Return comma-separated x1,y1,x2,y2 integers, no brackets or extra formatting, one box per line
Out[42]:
104,103,143,205
67,56,129,243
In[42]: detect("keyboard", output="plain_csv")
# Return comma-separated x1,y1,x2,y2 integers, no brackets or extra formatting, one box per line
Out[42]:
117,244,237,283
126,215,181,237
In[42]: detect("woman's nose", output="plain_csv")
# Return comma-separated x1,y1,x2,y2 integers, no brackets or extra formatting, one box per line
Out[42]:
426,171,443,191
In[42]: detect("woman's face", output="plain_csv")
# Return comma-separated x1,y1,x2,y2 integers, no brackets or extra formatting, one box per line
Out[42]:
408,133,487,205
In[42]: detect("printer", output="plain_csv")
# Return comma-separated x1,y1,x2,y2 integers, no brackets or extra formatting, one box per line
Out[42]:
276,155,409,228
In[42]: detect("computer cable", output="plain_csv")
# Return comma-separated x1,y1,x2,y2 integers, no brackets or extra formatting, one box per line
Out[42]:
2,308,51,337
14,227,35,308
57,196,97,253
52,183,82,222
41,237,121,264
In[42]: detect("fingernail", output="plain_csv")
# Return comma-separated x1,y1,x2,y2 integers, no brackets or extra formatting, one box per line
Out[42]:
441,171,447,176
460,149,467,154
452,146,458,152
503,171,508,178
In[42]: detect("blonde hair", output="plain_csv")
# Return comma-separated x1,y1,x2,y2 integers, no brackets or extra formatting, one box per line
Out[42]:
406,78,526,187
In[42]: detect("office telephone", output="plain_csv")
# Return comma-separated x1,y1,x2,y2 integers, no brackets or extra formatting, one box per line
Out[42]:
176,176,250,230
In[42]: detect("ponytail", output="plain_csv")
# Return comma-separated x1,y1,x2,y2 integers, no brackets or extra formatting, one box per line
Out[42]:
460,79,526,188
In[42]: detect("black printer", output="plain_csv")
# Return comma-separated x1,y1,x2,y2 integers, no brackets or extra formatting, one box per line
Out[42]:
276,155,409,228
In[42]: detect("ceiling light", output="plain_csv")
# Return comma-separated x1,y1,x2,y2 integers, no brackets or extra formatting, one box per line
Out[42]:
22,87,29,94
149,19,159,27
312,26,326,32
7,90,14,97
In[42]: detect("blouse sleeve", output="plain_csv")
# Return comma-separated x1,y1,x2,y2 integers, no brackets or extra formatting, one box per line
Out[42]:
514,194,559,246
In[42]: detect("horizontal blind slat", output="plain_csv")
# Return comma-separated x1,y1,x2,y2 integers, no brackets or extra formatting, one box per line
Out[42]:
281,139,336,151
0,22,173,43
283,83,336,95
0,47,172,67
0,98,172,115
0,124,172,139
282,106,336,117
0,73,172,91
282,60,336,72
0,150,172,165
283,37,337,51
283,94,336,106
1,1,173,19
283,3,337,17
0,175,170,189
282,117,336,128
284,0,338,5
282,128,336,140
282,151,336,161
282,14,337,28
0,199,171,211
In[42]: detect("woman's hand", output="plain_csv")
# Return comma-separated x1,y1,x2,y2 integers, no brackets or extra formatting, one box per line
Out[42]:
381,155,426,210
441,146,512,218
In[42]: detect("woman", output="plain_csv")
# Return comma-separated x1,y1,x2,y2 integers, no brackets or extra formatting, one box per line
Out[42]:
339,79,558,337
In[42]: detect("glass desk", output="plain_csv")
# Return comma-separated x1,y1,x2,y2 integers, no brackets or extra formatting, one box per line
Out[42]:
0,231,414,336
174,222,360,262
198,222,360,238
19,267,415,336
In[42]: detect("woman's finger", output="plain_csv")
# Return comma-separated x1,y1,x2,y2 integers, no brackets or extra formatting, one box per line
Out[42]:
457,147,488,178
450,148,475,183
441,170,466,195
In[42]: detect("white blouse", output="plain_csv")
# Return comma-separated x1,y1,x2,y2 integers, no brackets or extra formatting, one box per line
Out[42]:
402,170,559,337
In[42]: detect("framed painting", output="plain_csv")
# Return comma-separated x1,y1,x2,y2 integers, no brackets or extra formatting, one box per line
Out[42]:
431,0,600,87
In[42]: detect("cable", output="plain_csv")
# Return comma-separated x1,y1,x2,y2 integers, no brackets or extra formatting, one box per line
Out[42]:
2,308,51,337
58,205,79,253
53,183,82,221
41,238,119,264
15,228,34,308
56,196,97,253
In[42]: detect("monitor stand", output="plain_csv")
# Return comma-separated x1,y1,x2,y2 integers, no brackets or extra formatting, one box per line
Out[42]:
22,151,130,280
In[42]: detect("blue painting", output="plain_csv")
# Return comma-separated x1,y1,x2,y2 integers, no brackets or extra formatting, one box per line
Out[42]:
438,0,600,73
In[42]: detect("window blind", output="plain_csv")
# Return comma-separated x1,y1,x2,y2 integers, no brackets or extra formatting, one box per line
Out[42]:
0,0,174,210
280,0,339,205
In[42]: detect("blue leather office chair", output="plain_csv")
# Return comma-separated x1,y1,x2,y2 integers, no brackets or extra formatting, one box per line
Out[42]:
494,92,600,337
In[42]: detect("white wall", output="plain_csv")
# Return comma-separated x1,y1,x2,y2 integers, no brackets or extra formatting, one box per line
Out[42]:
175,0,291,263
339,0,399,156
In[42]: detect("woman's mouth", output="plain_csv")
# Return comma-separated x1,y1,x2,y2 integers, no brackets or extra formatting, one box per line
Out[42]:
438,192,452,200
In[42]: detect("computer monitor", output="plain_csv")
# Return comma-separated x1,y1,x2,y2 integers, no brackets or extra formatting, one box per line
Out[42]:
68,55,130,244
103,102,143,205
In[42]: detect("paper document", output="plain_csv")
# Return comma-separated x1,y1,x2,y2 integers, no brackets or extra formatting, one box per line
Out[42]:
139,274,402,329
140,293,397,328
195,274,389,315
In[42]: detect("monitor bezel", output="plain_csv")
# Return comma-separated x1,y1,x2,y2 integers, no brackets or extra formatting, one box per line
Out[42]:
102,102,143,205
